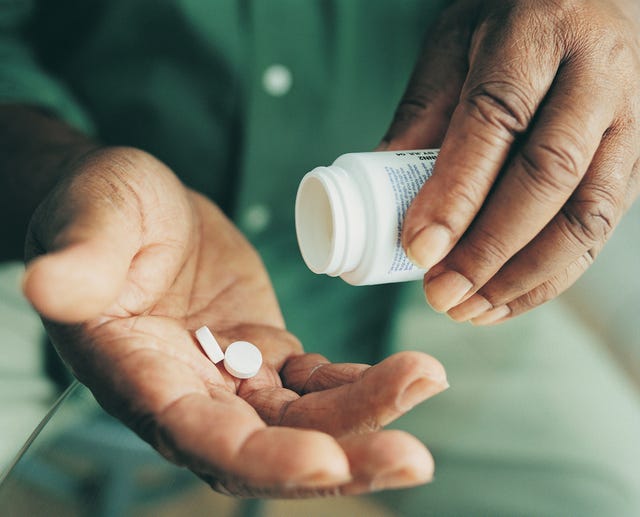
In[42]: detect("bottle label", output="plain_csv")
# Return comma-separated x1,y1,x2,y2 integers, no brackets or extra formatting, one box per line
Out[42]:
385,151,437,273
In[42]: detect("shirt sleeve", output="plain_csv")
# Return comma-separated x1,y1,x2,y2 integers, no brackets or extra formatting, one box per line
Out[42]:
0,1,94,134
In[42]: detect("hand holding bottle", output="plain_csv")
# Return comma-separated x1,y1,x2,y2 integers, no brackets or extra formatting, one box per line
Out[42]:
383,0,640,324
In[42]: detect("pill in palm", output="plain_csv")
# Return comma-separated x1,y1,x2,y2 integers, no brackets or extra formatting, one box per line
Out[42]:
223,341,263,379
194,325,224,364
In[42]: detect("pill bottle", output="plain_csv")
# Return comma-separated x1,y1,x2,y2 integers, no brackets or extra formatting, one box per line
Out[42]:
295,149,438,285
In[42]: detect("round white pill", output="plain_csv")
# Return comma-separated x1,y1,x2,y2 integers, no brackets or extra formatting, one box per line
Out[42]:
223,341,263,379
194,326,225,364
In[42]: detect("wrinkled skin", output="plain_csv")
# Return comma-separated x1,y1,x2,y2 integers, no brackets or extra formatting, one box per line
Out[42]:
384,0,640,324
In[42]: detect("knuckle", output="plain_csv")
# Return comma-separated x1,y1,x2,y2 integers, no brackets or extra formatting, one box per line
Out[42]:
402,80,442,110
392,98,428,125
444,175,487,218
517,137,587,201
390,85,438,128
385,95,432,141
560,193,618,247
464,81,534,137
522,279,561,308
460,227,511,271
516,253,591,312
392,351,445,383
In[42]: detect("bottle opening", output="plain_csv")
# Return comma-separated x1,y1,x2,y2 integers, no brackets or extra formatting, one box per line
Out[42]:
295,176,335,273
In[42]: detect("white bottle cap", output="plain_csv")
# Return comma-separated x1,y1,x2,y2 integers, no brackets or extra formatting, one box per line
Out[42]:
295,166,366,277
194,326,225,364
223,341,263,379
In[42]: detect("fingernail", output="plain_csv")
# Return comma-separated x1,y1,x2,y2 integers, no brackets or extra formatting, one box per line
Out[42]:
447,294,493,322
398,377,449,411
471,305,511,326
294,469,352,488
371,465,434,491
406,224,451,270
424,271,473,313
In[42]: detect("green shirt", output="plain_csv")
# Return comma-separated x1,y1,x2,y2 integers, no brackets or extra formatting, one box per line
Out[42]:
0,0,449,362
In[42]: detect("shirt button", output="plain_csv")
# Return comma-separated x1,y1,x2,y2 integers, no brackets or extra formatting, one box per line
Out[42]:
262,64,292,97
242,204,272,234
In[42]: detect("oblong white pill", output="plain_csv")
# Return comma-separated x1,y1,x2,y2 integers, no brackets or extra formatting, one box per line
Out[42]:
223,341,263,379
195,326,224,364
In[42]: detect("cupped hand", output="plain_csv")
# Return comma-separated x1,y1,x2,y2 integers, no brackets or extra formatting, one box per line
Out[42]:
22,147,448,496
383,0,640,324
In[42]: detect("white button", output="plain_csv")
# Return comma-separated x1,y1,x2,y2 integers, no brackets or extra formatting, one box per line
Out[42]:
262,64,292,97
242,204,271,233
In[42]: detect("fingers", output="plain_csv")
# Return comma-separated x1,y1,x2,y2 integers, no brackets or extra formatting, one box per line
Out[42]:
471,252,596,325
80,327,438,496
504,254,594,319
198,430,434,497
23,237,137,323
218,350,444,496
279,353,370,393
155,392,352,490
448,126,635,322
401,9,565,277
396,4,638,321
74,327,352,494
22,147,199,323
337,431,434,495
421,63,613,313
380,2,474,150
143,364,434,495
22,154,144,323
249,352,448,437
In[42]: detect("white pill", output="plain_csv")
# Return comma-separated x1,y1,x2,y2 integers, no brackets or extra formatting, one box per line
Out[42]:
223,341,263,379
194,326,224,364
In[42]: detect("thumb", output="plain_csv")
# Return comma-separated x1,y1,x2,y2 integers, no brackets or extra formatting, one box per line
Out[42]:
380,3,476,150
23,177,141,324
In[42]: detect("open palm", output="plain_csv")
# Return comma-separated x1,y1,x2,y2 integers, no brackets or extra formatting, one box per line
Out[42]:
23,147,448,496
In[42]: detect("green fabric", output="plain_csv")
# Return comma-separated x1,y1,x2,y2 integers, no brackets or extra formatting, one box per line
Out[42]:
1,1,639,515
0,20,94,132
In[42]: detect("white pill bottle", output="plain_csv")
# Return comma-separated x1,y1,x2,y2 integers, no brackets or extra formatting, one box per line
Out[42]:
295,149,438,286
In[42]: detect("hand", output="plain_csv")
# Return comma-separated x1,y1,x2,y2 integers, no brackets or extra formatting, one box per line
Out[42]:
383,0,640,324
22,147,448,496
